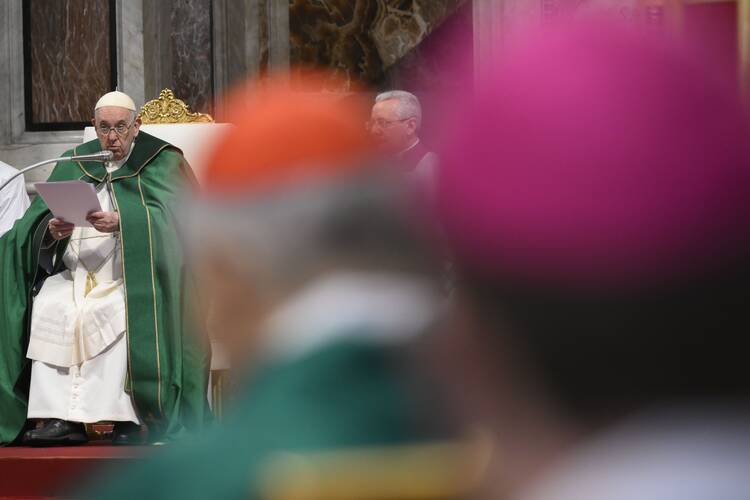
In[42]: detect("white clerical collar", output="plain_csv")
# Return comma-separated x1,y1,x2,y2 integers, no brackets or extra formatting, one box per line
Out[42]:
397,138,420,158
259,271,441,363
105,142,135,173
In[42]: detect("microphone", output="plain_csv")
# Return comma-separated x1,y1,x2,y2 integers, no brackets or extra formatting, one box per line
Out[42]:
0,151,114,193
71,150,114,162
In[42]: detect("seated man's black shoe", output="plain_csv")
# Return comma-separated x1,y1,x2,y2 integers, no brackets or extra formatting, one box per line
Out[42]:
23,419,88,447
10,420,37,446
112,421,145,445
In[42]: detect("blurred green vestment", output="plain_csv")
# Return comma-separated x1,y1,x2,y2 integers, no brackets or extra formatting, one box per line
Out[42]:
80,273,458,500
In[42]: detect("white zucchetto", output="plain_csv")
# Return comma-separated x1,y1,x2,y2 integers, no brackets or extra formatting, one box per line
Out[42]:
95,91,136,111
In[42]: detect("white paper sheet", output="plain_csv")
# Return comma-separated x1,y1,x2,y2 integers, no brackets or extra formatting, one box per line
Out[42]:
35,181,102,227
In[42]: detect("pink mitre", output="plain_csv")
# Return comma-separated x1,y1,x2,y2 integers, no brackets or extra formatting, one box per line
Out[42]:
437,19,750,290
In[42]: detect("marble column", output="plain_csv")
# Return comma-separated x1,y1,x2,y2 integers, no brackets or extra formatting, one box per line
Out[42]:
268,0,290,74
213,0,256,115
171,0,214,112
0,0,13,146
143,0,214,113
143,0,172,104
117,0,146,107
213,0,291,115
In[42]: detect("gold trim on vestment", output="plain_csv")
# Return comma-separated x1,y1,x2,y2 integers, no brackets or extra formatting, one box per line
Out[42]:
258,433,495,500
107,176,134,397
73,139,171,183
27,213,53,334
137,175,163,416
73,144,106,183
110,143,170,181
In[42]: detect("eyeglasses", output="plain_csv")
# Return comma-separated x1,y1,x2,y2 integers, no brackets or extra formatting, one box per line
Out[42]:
97,121,135,136
366,117,413,130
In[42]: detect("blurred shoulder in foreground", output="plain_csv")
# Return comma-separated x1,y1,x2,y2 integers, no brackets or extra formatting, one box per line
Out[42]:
435,17,750,500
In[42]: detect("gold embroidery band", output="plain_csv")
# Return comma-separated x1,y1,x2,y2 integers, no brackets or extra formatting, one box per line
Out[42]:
107,178,135,397
137,175,163,416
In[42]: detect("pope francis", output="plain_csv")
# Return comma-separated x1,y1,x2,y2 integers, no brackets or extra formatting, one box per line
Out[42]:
0,91,211,446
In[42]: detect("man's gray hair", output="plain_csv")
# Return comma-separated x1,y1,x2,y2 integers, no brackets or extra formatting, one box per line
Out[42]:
94,108,137,123
375,90,422,130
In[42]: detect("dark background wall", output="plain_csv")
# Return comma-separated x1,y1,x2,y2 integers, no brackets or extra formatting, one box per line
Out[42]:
21,0,471,127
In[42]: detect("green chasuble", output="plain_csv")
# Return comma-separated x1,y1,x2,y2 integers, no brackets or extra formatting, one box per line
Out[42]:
0,132,212,444
79,338,457,500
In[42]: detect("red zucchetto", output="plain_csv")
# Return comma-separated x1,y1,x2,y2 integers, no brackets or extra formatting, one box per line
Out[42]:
202,72,375,197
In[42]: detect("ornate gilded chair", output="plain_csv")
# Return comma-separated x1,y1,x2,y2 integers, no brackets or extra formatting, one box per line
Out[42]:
138,88,213,124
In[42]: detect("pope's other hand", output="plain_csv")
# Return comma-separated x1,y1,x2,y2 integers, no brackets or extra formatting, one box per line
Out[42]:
48,218,74,240
87,211,120,233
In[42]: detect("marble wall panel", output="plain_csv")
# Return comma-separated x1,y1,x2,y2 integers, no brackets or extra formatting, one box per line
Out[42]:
170,0,213,113
26,0,113,127
119,0,146,106
387,1,472,92
288,0,467,90
289,0,380,89
370,0,465,68
259,0,271,76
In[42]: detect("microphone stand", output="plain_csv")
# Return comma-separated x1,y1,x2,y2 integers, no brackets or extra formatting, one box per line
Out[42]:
0,157,73,193
0,152,114,193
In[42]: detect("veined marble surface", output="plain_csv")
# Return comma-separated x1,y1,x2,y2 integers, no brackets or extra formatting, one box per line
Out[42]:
118,0,146,107
371,0,465,68
27,0,113,125
289,0,467,89
170,0,213,113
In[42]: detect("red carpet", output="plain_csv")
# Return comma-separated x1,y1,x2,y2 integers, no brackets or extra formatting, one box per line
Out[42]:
0,443,150,499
